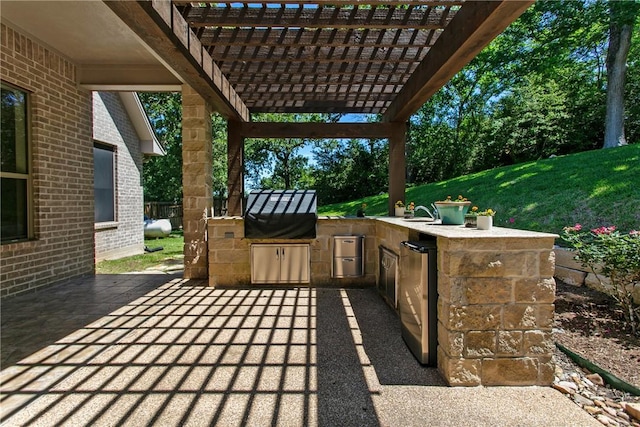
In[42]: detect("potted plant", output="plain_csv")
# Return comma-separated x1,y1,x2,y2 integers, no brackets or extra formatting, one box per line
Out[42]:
434,195,472,225
356,202,367,217
405,201,415,218
464,206,479,227
394,200,405,217
476,208,496,230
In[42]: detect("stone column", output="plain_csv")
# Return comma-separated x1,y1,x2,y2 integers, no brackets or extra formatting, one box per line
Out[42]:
227,120,244,216
182,85,212,279
388,122,406,216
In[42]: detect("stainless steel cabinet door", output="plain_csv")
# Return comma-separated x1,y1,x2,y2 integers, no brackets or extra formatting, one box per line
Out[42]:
251,245,281,283
280,244,310,283
251,244,310,284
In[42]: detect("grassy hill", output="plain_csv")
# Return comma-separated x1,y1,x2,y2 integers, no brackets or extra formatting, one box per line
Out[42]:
318,144,640,236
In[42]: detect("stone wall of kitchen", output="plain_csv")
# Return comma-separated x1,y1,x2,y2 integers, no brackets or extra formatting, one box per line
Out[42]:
208,217,558,386
207,217,378,287
436,235,557,386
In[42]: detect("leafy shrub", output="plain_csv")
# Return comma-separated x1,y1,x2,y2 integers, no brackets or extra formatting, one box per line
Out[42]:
562,224,640,335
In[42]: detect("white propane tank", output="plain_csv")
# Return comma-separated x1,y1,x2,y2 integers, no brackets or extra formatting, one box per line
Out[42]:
144,219,172,238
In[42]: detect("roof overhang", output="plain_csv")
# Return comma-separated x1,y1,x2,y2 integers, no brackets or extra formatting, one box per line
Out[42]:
118,92,166,156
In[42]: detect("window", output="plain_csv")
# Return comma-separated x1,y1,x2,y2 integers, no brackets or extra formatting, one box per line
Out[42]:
1,83,31,243
94,143,115,223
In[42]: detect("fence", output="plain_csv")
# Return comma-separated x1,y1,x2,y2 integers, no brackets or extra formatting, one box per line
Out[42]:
144,203,183,230
145,198,229,230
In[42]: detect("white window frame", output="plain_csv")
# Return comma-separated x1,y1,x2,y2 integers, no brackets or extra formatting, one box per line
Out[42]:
93,141,117,225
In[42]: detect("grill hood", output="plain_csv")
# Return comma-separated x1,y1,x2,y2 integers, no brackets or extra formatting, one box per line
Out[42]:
244,190,317,239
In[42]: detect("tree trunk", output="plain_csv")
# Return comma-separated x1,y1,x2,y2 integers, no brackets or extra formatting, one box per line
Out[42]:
603,1,639,148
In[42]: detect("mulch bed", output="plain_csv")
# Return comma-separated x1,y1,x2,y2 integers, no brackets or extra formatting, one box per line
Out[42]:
554,280,640,389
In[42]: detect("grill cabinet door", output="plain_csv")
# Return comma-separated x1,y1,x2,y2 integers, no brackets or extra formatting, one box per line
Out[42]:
251,245,281,283
251,244,310,284
279,244,310,283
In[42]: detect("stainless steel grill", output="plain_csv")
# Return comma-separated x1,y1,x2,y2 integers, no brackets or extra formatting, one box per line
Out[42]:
244,190,317,239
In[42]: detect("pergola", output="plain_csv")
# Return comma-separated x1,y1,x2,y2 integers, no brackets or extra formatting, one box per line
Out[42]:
106,1,532,215
3,0,531,279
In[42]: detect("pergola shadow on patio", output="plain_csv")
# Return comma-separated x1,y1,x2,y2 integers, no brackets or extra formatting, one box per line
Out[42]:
0,276,600,427
0,275,443,426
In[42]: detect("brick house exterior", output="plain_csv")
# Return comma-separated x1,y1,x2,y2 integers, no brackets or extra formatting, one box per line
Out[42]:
93,92,154,262
1,23,161,297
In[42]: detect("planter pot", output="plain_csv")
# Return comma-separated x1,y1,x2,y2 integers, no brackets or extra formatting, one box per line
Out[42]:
395,207,405,217
464,215,477,228
434,201,471,225
477,215,493,230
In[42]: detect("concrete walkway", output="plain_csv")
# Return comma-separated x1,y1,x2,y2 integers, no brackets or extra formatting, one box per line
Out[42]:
1,275,598,426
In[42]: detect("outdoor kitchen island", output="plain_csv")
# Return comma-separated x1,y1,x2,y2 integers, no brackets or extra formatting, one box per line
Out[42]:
207,216,558,387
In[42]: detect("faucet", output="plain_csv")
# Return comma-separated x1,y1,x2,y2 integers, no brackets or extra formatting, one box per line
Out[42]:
414,205,436,220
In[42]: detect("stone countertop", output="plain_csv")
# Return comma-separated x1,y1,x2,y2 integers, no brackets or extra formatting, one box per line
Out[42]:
372,216,559,239
209,215,558,239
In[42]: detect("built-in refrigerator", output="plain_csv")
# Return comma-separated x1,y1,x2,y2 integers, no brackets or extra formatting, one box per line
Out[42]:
399,239,438,366
378,246,398,308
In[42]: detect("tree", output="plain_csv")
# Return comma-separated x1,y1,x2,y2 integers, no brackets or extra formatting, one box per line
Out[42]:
312,138,388,204
603,0,640,148
625,27,640,144
139,92,228,202
139,92,183,203
244,113,339,190
487,77,570,164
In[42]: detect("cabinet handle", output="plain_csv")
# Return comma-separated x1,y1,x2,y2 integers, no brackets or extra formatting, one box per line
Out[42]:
282,247,285,260
276,248,279,260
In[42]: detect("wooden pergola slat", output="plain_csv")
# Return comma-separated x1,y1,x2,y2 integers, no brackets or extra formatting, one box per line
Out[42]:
170,1,533,115
183,5,453,29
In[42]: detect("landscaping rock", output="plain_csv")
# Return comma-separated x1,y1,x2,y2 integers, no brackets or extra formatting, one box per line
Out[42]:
554,347,640,427
624,403,640,421
554,265,588,286
554,381,578,394
587,373,605,386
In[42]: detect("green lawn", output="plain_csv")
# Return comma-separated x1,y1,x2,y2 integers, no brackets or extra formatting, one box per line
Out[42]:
96,232,184,274
319,144,640,236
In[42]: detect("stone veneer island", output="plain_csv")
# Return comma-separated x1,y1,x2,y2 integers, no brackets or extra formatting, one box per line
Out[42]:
207,216,558,387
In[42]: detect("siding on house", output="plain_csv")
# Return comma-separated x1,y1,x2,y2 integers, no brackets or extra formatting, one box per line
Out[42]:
1,23,95,297
93,92,144,261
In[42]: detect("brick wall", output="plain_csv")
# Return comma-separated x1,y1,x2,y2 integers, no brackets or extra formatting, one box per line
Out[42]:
1,23,95,297
93,92,144,261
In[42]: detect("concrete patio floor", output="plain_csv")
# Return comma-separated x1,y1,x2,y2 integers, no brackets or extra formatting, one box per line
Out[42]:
0,275,598,426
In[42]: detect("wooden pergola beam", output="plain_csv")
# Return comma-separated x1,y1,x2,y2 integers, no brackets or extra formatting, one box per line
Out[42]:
200,28,438,49
184,7,450,29
174,1,464,6
237,122,401,139
104,0,249,121
382,0,533,122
